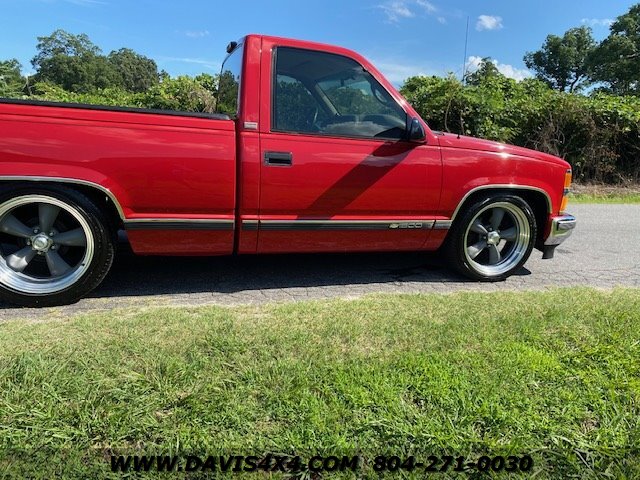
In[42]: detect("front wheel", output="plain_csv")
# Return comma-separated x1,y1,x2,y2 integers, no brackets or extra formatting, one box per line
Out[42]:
0,187,115,307
446,195,537,281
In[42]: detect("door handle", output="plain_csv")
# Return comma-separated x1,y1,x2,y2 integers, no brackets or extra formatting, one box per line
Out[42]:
264,151,293,167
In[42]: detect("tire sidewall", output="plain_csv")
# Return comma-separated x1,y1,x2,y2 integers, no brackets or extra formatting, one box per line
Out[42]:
449,194,537,281
0,186,114,307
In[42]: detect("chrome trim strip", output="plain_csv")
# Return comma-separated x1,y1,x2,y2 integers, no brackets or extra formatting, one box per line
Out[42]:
124,219,234,231
242,220,259,231
124,218,233,223
0,175,126,220
257,220,435,231
243,121,258,130
544,214,576,246
450,185,553,223
433,220,452,230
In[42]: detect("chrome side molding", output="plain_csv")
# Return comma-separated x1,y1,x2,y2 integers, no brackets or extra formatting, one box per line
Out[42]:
242,219,437,231
124,219,234,230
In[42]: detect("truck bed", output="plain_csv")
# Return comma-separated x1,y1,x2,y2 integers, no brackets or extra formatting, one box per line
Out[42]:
0,97,237,255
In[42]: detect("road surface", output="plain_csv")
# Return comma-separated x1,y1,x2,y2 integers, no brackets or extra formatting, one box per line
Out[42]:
1,204,638,320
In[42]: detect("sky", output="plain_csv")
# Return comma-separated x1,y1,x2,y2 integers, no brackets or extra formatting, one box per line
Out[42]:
0,0,635,85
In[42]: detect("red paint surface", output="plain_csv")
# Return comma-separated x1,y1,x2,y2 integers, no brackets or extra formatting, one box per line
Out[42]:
0,34,571,256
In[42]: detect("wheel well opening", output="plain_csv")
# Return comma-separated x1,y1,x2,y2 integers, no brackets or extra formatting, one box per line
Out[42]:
451,188,549,246
72,184,124,231
0,181,124,232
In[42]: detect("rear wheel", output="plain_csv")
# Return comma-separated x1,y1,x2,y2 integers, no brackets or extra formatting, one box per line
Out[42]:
0,187,115,307
446,195,536,281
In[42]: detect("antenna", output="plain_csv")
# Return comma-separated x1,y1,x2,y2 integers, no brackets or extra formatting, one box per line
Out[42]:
462,16,470,84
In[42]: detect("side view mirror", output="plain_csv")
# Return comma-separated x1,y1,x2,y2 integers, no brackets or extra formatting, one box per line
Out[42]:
408,117,426,143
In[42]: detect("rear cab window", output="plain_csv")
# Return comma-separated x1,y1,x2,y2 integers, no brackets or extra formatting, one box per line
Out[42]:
217,41,244,118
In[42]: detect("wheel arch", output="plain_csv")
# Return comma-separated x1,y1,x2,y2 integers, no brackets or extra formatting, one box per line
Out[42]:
447,185,551,247
0,177,124,231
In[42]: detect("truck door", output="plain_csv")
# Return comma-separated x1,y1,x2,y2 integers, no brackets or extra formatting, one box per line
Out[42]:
256,44,442,253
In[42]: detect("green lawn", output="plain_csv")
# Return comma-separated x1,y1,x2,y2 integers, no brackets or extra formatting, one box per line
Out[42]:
570,193,640,204
1,288,639,479
570,184,640,204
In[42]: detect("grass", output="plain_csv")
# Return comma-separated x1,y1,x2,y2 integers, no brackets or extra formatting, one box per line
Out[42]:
1,288,639,479
571,184,640,204
571,193,640,204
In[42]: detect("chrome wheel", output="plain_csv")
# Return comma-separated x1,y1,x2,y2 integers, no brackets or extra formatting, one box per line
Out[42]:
0,195,95,295
463,201,531,277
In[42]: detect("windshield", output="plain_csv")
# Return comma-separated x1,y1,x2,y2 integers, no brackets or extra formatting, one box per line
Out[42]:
316,74,403,117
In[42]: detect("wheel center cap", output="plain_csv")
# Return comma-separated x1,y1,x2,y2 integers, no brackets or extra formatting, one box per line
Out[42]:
32,234,52,252
487,231,501,246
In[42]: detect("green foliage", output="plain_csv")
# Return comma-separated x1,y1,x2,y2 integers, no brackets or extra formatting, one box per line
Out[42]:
216,70,239,115
107,48,159,93
31,30,100,68
275,79,321,131
324,85,393,115
524,26,595,92
37,53,121,93
400,70,640,183
31,30,159,94
31,82,144,107
143,74,217,112
0,58,24,97
31,75,219,113
590,4,640,94
465,57,502,86
31,30,118,93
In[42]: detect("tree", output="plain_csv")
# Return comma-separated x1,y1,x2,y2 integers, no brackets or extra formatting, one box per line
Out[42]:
0,59,23,86
465,58,501,86
524,26,595,92
589,4,640,94
108,48,159,92
0,59,24,96
31,30,121,93
32,30,100,68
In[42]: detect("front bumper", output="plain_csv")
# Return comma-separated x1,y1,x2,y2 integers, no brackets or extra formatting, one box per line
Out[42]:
542,214,576,259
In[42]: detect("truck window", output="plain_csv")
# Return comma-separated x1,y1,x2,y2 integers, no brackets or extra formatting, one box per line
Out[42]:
217,42,243,117
274,74,331,133
273,47,407,140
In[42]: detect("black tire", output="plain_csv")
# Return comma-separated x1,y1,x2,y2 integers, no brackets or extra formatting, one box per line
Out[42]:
0,186,115,307
445,194,537,281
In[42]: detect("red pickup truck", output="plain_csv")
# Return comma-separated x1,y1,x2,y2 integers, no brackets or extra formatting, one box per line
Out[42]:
0,34,575,307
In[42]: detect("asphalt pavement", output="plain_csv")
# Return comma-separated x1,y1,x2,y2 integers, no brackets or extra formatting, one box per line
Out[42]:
1,203,638,321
